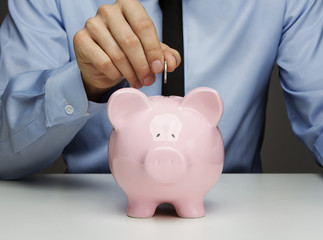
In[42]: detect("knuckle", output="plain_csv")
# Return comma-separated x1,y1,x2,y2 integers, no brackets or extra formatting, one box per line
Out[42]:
174,49,181,60
146,45,163,59
73,30,86,46
136,64,150,77
97,4,109,15
123,71,139,85
133,16,154,33
111,72,123,81
111,51,127,64
113,0,125,9
97,4,116,18
98,58,112,71
84,17,97,30
122,34,140,48
175,51,182,66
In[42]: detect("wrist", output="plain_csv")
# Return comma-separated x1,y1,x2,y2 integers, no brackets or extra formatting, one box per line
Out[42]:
82,80,110,102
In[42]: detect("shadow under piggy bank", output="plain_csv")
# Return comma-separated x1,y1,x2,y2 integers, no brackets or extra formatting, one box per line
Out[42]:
107,87,225,218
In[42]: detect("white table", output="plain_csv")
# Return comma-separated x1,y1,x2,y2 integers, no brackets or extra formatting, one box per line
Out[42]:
1,174,323,240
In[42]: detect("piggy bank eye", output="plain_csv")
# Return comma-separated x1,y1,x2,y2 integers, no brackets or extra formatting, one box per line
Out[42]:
171,134,176,138
156,133,161,138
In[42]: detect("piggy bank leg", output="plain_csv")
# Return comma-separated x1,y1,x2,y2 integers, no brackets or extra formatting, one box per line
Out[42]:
173,200,206,218
127,199,158,218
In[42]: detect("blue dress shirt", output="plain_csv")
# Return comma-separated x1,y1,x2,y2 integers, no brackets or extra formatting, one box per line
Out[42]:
1,0,323,179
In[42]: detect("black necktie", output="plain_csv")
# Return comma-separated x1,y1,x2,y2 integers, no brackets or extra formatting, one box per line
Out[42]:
159,0,185,97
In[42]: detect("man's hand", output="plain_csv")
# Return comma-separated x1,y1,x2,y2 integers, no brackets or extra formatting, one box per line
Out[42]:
73,0,181,101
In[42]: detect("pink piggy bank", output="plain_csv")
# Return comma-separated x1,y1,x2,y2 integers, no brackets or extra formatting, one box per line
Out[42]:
107,87,224,218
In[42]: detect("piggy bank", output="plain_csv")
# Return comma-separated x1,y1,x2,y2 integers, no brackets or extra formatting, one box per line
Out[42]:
107,87,224,218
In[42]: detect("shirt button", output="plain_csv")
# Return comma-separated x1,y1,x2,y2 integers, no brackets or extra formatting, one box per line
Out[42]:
65,104,74,115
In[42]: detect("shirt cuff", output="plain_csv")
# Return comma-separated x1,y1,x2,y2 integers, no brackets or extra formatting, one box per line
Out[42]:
314,133,323,167
45,61,103,127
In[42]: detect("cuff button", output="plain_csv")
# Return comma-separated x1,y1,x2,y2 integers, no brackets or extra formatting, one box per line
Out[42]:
65,104,74,115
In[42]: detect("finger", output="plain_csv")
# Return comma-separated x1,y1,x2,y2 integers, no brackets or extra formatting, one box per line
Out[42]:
161,43,181,72
84,17,142,88
73,29,122,88
98,4,155,86
120,0,164,74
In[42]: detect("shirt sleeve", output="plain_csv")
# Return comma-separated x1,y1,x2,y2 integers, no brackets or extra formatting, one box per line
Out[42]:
276,0,323,166
0,0,123,179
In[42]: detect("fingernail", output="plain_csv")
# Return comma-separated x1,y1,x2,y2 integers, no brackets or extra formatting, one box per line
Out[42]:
151,60,163,73
143,76,155,86
135,82,143,89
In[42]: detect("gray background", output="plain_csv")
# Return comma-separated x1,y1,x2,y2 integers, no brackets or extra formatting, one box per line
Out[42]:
1,1,322,173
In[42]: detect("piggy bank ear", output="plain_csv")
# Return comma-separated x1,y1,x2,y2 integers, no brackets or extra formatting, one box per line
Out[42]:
181,87,223,127
107,88,152,130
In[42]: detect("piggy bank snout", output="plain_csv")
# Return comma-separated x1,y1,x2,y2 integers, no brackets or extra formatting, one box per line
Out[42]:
144,147,186,184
